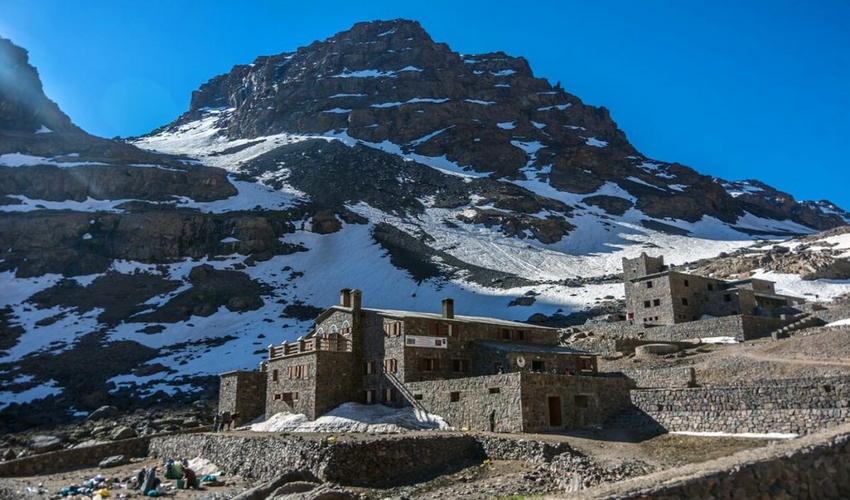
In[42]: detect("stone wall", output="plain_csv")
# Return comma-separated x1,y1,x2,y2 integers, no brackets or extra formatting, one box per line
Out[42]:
627,377,850,435
621,367,695,389
0,436,152,477
580,314,785,343
576,422,850,499
406,373,524,432
149,432,483,486
148,432,593,487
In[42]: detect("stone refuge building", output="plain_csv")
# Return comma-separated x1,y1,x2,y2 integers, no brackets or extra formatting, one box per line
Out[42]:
624,252,804,326
596,252,808,342
220,289,633,432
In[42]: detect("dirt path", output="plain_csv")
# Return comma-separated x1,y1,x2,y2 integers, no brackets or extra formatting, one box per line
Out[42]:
741,349,850,367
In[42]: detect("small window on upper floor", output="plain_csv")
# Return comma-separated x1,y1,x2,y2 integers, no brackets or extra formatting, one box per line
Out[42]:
646,281,654,289
681,298,689,306
644,300,651,308
724,294,732,302
684,279,690,287
653,299,660,306
708,284,715,291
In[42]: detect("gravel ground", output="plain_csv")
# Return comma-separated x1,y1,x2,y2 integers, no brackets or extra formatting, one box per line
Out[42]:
599,325,850,386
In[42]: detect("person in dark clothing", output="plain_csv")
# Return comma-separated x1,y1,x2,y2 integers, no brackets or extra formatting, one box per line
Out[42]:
183,467,198,489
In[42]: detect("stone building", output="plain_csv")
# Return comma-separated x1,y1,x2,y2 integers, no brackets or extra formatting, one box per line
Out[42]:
218,370,267,425
222,289,632,432
623,253,804,327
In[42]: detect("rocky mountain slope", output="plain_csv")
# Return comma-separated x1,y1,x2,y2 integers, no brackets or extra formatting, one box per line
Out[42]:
0,22,848,432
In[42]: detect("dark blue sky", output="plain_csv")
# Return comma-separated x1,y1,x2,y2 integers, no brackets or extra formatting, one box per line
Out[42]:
3,0,848,210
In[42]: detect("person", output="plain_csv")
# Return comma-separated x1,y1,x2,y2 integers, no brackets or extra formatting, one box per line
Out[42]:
212,412,221,432
183,467,198,489
221,410,232,431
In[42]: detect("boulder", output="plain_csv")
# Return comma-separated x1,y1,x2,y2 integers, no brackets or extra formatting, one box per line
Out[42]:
87,405,121,421
99,454,129,468
109,426,137,441
28,435,64,454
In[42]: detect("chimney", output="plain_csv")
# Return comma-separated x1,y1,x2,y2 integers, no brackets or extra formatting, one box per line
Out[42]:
340,289,352,308
442,298,454,319
351,289,362,311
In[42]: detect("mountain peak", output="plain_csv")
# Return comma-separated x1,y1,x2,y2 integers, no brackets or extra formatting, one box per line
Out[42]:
0,37,81,134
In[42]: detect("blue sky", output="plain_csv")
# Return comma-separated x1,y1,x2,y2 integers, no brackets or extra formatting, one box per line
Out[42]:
2,0,848,210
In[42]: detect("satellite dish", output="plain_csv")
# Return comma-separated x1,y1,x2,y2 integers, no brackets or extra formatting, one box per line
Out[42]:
516,356,526,368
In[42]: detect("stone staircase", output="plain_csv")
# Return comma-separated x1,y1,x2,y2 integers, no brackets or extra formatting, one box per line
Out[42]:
770,312,824,339
385,372,430,415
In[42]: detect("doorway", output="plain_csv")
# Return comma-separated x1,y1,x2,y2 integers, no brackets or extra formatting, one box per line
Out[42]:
548,396,562,426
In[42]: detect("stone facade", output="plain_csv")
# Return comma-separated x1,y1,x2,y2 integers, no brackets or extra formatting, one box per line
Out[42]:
223,290,608,432
406,373,633,433
219,370,266,423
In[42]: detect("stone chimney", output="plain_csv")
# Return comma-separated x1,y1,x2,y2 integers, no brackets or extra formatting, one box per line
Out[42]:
340,288,352,308
351,289,362,311
442,298,454,319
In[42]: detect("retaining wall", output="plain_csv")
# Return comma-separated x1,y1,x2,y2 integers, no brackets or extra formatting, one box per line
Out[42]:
149,432,581,486
580,314,785,343
0,436,150,477
622,367,695,389
627,377,850,435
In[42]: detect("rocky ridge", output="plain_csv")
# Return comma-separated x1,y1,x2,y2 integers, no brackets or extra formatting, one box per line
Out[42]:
164,19,846,230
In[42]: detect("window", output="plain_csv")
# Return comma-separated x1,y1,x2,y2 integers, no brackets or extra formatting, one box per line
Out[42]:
646,281,653,289
500,328,511,340
724,294,732,302
684,279,690,287
413,394,423,400
447,324,459,338
274,393,281,400
574,395,589,408
364,361,376,374
382,358,398,374
329,324,339,333
653,299,660,306
450,391,461,402
578,357,595,371
643,300,651,308
272,369,279,382
383,388,397,403
681,298,689,306
287,365,308,379
340,320,352,335
489,387,501,394
419,358,440,371
532,360,545,372
281,392,297,402
516,330,526,341
708,284,714,291
365,390,376,404
384,321,402,336
452,359,469,373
